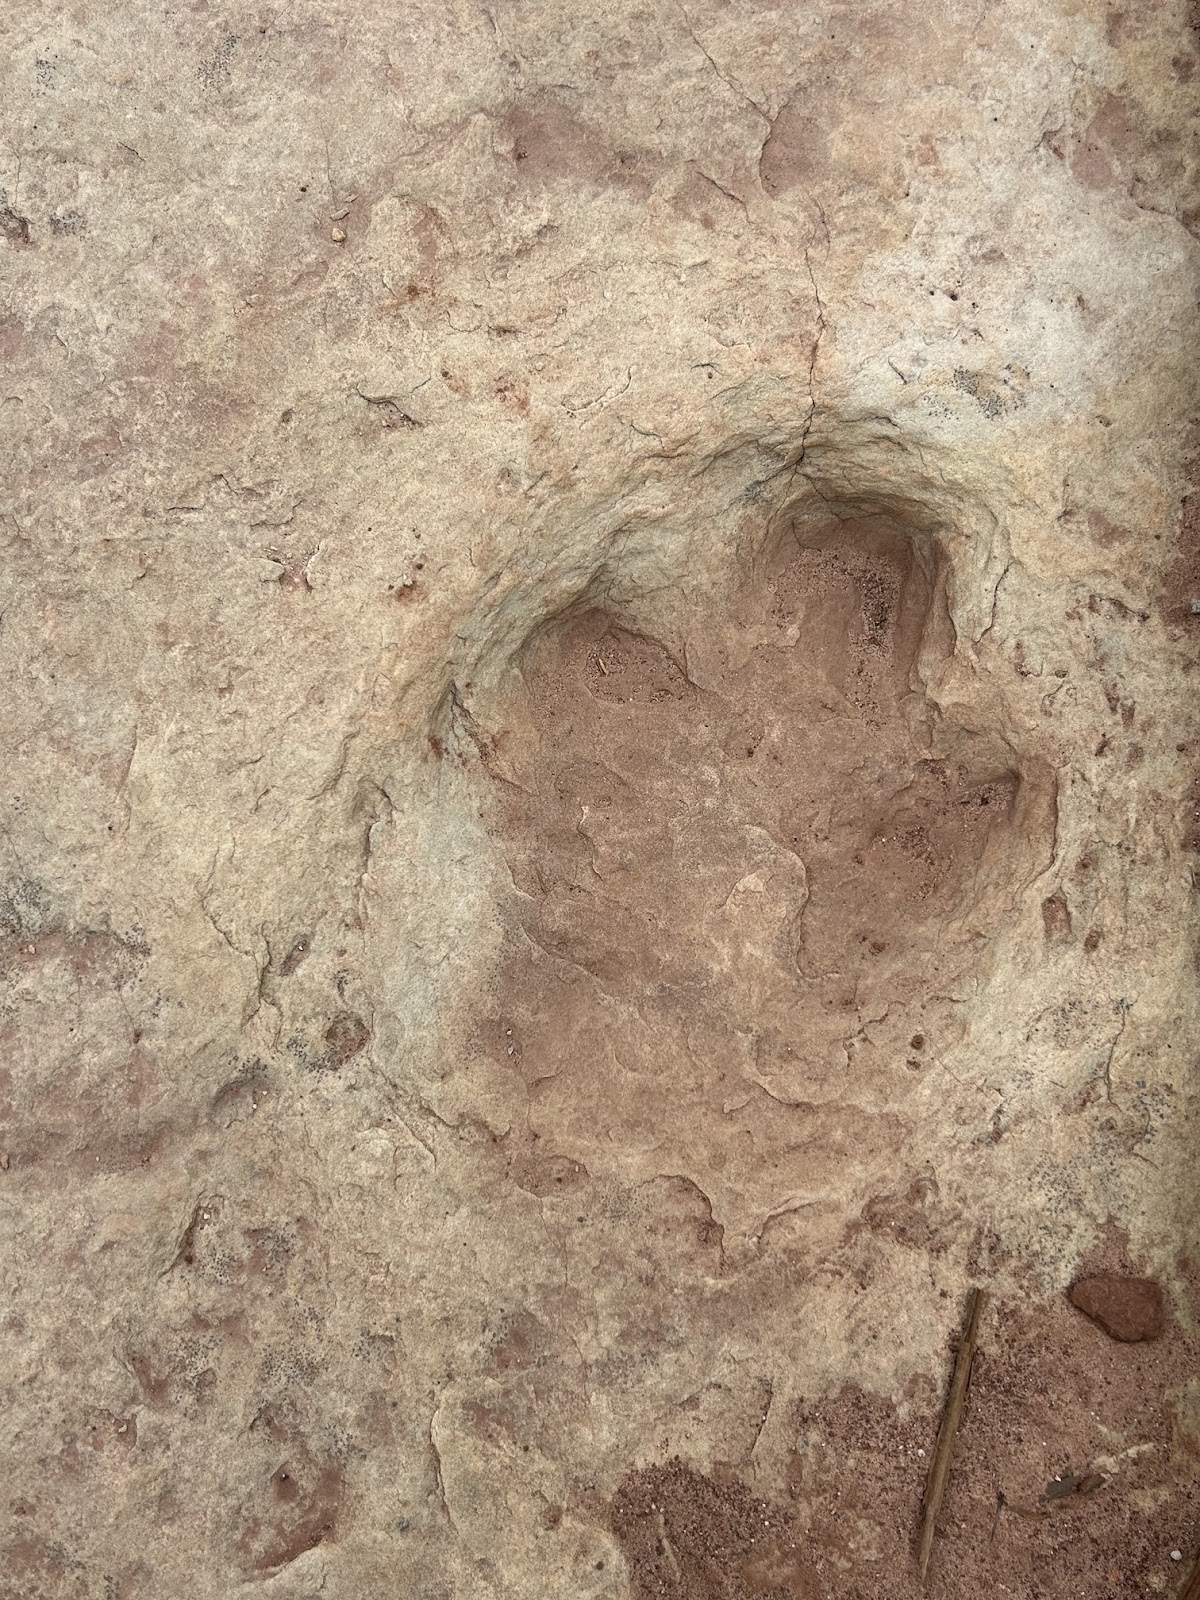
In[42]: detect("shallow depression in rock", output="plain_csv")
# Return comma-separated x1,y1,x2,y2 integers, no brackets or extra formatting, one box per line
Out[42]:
464,512,1051,1251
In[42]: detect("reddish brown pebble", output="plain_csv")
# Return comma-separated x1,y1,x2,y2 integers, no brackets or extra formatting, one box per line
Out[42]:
1068,1274,1164,1342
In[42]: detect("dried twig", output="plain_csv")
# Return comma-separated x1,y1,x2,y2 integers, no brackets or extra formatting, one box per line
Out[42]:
1180,1551,1200,1599
918,1287,986,1583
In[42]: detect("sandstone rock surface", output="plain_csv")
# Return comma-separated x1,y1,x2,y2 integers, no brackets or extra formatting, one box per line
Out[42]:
1,1,1198,1596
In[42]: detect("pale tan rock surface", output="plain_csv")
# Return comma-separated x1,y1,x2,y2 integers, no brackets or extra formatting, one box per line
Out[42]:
1,2,1198,1596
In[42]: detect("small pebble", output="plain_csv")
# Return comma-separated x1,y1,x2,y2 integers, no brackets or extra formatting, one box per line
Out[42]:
331,227,347,243
1171,1550,1182,1562
1068,1274,1164,1342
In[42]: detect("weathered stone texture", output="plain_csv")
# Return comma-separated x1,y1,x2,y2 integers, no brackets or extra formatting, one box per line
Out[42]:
1,2,1197,1596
